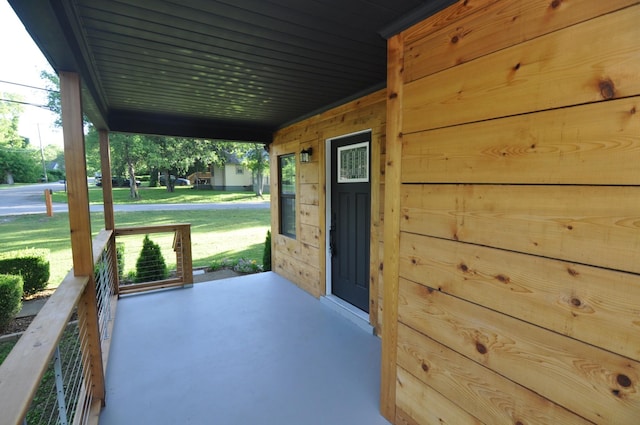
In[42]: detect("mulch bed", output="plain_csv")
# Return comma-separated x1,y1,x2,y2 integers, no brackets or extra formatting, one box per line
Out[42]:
0,289,55,338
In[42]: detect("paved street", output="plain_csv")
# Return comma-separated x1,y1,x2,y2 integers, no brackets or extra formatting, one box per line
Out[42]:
0,182,269,216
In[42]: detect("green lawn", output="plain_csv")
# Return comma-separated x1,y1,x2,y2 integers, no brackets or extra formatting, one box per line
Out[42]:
0,208,271,287
51,186,270,205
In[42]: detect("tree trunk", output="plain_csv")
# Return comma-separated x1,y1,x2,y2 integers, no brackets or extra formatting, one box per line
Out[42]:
164,169,174,193
254,168,264,199
128,161,139,199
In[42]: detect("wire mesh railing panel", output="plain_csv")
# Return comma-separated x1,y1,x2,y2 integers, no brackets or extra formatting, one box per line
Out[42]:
94,247,114,342
23,320,91,425
114,225,192,293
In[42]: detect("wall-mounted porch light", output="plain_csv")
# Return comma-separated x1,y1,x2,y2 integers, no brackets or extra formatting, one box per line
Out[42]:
300,147,313,163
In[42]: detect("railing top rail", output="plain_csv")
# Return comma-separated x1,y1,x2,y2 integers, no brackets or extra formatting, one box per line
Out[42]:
93,228,114,264
114,223,191,236
0,272,89,425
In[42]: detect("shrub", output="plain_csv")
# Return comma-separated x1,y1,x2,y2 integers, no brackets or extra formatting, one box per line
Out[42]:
0,274,23,330
263,230,272,271
0,249,50,295
135,235,167,283
234,258,263,274
116,242,125,280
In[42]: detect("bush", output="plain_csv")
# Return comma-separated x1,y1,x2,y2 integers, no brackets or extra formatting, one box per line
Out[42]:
116,242,125,280
0,274,23,330
263,230,272,271
46,169,65,182
0,249,50,295
135,235,167,283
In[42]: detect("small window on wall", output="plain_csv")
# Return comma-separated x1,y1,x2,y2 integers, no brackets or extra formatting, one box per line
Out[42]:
279,154,296,238
236,166,244,175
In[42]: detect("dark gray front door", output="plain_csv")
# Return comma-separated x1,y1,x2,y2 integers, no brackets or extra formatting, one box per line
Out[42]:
330,133,371,312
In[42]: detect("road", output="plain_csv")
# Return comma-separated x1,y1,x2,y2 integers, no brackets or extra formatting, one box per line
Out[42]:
0,182,270,216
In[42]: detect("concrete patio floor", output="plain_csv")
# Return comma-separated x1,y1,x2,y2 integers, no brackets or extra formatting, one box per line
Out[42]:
100,272,390,425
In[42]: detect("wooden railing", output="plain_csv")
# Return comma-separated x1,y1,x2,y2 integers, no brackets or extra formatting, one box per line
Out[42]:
0,224,192,424
0,229,116,425
115,224,193,295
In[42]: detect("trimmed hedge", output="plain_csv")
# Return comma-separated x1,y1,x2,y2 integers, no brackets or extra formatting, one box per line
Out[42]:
0,274,23,329
0,249,50,295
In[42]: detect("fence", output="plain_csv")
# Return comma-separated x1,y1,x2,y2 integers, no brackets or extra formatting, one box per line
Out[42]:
114,224,193,295
0,224,192,424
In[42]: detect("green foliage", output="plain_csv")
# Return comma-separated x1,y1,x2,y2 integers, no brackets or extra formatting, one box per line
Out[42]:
0,249,50,295
210,257,263,274
0,274,23,330
263,230,272,271
0,147,41,183
116,242,125,280
0,92,41,183
40,70,62,128
135,235,167,283
46,169,65,182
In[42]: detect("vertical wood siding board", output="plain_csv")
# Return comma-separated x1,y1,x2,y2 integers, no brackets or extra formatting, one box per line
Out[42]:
405,0,640,83
399,233,640,361
400,184,640,275
380,33,404,421
398,278,640,424
401,97,640,185
403,6,640,134
396,367,485,425
369,130,382,327
398,323,594,425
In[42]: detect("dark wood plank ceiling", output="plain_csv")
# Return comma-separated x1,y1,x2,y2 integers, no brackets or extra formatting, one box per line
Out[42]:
9,0,457,142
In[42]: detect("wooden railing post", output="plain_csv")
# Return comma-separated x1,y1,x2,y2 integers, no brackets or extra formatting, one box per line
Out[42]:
99,130,120,296
182,225,193,286
60,71,105,404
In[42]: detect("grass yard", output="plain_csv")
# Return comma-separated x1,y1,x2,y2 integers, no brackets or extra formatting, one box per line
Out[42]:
51,186,270,205
0,209,271,287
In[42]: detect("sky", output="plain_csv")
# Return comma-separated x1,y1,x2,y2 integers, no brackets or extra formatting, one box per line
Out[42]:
0,0,63,147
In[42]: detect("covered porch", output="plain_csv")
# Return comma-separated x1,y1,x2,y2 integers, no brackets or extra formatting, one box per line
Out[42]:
100,272,387,425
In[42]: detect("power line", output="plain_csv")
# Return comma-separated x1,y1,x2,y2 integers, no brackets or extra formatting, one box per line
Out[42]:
0,98,51,110
0,79,58,93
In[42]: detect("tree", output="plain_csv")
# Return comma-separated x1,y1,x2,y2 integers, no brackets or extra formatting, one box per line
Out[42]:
243,143,269,198
0,93,40,183
40,70,62,128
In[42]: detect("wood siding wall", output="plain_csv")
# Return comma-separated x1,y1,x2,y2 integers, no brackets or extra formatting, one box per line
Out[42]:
384,1,640,424
270,90,387,332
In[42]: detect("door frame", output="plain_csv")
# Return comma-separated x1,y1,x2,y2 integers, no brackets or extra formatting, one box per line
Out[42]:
324,129,373,322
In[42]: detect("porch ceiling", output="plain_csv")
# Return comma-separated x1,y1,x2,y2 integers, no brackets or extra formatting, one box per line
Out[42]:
9,0,456,143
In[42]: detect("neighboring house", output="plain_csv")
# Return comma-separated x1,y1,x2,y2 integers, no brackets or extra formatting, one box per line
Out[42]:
188,151,270,192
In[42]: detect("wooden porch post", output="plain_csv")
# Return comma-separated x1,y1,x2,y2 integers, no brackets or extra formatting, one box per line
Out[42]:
99,130,115,230
60,71,106,404
380,33,403,422
99,129,120,296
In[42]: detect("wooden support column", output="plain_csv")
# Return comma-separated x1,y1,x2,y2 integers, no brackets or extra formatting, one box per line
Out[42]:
99,130,119,296
380,33,404,422
60,71,106,404
99,130,115,230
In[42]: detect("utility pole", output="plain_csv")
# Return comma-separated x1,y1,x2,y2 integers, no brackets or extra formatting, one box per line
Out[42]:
37,123,48,182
